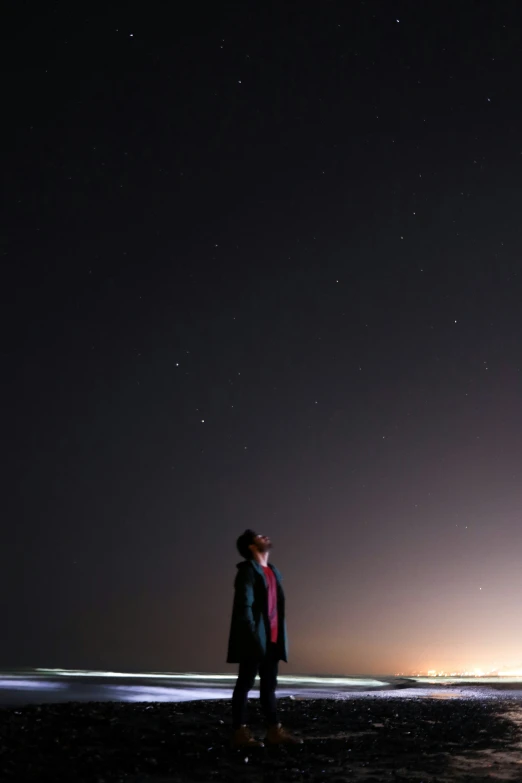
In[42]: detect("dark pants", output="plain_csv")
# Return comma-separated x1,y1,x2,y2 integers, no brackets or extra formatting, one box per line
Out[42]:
232,643,279,728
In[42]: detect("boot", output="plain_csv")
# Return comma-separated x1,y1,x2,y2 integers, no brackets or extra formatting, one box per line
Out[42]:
231,725,265,749
265,723,303,744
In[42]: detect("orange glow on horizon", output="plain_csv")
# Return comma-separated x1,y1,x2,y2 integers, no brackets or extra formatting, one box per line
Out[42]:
406,665,522,678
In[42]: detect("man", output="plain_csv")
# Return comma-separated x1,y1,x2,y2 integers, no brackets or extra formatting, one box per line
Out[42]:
227,529,303,748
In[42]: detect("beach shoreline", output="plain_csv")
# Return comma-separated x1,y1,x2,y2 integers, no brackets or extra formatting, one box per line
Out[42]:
1,694,521,782
4,670,522,709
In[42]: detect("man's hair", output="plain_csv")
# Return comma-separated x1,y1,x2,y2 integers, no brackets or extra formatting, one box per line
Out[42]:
236,529,257,560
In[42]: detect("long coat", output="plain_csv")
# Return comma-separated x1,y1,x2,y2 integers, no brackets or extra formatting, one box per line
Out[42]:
227,560,288,663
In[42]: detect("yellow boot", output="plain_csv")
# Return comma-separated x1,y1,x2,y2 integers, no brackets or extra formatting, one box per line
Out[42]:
231,725,265,749
265,723,303,745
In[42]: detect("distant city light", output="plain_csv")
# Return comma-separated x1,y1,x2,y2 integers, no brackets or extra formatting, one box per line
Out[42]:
409,666,522,678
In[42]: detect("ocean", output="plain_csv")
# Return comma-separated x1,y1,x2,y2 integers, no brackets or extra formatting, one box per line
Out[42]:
2,668,522,706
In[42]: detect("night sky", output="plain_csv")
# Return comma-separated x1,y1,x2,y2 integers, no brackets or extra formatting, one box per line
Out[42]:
3,1,522,677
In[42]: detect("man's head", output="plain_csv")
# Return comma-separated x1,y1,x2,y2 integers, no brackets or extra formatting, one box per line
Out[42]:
236,529,272,560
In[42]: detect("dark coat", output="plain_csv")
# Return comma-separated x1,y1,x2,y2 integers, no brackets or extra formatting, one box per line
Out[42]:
226,560,288,663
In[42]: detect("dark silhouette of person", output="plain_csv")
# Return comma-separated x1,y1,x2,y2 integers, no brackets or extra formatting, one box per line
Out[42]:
227,529,303,748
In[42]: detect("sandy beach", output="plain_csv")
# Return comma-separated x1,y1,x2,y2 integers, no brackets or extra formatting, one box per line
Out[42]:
1,693,522,782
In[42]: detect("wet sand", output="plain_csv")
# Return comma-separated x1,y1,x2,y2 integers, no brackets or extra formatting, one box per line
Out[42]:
1,695,522,781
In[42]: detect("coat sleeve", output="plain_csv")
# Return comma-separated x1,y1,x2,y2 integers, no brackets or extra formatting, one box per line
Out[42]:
233,566,258,638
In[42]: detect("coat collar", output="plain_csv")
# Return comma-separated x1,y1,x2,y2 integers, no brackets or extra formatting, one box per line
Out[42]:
251,560,267,582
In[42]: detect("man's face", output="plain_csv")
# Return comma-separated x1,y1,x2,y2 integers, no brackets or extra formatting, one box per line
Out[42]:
252,533,272,553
